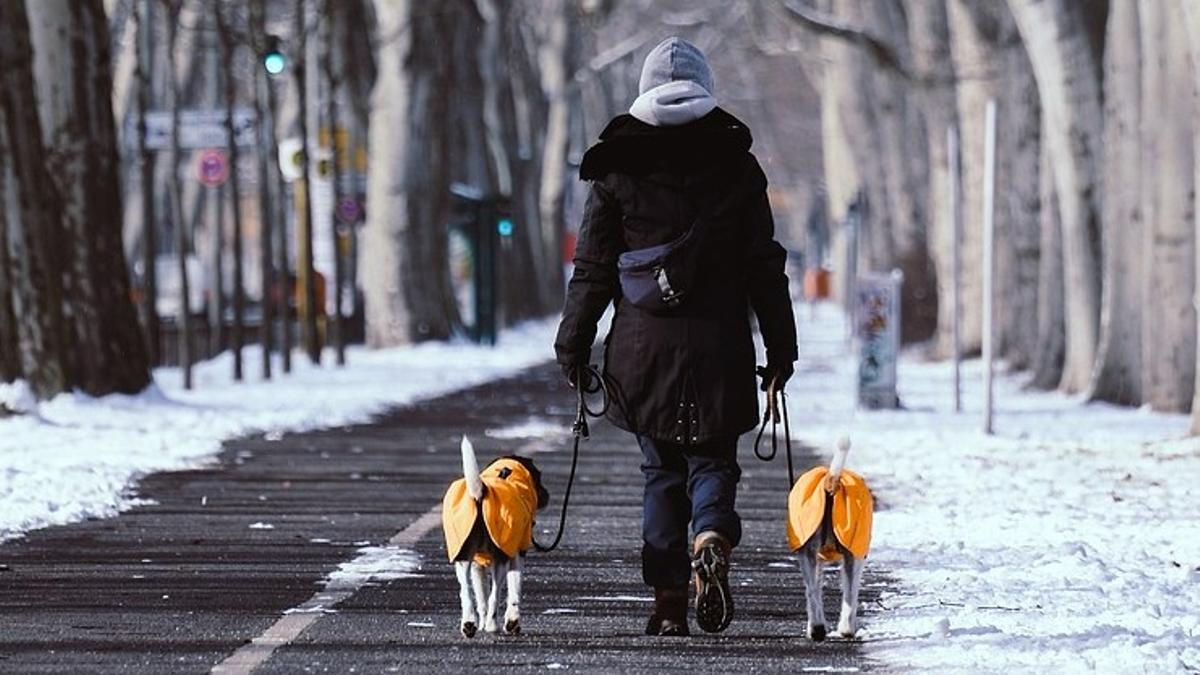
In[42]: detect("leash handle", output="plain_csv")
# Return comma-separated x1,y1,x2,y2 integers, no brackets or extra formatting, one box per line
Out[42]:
534,364,608,553
752,374,795,487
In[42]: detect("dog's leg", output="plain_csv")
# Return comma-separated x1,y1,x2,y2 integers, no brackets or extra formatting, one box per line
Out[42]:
504,555,522,634
837,554,863,638
799,541,827,641
470,562,488,629
484,561,501,633
456,561,477,638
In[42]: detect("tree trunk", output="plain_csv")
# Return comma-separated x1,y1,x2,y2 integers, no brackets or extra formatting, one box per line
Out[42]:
135,0,160,366
295,0,321,364
217,0,245,380
535,0,573,297
322,0,347,366
362,0,461,346
0,1,69,399
1006,0,1104,394
0,133,20,383
165,0,193,389
27,0,151,395
1138,0,1196,412
1028,128,1064,390
945,0,1041,361
1089,0,1143,405
1180,1,1200,433
905,0,957,354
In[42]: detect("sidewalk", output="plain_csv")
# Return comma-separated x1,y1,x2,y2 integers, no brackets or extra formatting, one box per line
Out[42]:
0,362,880,674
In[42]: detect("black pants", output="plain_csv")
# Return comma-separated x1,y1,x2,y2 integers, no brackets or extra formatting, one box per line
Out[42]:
637,434,742,589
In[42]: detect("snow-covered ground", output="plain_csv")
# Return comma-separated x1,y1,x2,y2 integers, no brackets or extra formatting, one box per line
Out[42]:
0,320,557,541
784,303,1200,673
3,296,1198,672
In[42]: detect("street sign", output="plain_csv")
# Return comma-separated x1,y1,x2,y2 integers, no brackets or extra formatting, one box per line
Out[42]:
196,149,228,188
138,108,256,150
855,270,903,410
336,197,362,224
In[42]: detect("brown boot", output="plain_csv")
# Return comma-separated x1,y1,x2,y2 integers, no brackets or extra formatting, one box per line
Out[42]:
692,531,733,633
645,587,689,636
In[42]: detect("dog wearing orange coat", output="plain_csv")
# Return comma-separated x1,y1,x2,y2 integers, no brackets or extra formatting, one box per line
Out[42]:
443,436,549,638
787,438,874,641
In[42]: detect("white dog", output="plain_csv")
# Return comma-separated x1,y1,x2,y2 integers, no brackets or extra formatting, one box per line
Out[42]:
787,438,874,640
442,437,549,637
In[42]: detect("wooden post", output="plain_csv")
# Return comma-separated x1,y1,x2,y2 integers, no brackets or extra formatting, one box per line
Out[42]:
982,100,997,434
949,124,962,413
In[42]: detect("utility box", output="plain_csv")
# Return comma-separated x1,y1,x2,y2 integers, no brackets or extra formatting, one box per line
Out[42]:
855,270,903,409
448,185,503,345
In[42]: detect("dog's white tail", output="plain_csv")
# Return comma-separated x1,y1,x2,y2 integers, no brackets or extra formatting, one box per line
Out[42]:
828,436,851,483
461,435,484,500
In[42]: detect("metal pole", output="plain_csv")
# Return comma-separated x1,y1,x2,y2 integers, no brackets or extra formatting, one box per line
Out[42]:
251,0,273,380
982,101,997,434
166,1,192,389
949,124,961,413
322,0,346,366
134,0,159,365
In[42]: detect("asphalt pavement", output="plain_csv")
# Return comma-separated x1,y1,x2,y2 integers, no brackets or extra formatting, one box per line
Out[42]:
0,362,886,674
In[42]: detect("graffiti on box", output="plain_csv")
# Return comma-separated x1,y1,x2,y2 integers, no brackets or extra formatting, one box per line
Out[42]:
856,273,901,408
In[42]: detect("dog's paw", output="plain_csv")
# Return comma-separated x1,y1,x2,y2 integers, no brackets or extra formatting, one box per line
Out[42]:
460,621,477,639
485,618,499,633
837,618,857,638
807,622,827,642
504,618,520,635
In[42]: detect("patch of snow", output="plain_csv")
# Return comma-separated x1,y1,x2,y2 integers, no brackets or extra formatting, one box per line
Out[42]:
326,545,421,590
406,621,435,628
0,319,556,541
484,418,572,441
247,522,274,530
778,303,1200,673
542,608,580,614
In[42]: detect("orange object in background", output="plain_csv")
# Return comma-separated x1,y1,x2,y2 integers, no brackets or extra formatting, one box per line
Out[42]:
803,268,831,300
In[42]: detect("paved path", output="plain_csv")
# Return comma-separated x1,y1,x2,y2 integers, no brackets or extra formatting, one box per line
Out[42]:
0,362,886,673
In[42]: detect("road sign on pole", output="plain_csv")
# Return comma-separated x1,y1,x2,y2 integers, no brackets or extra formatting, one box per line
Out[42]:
136,108,256,149
196,149,228,188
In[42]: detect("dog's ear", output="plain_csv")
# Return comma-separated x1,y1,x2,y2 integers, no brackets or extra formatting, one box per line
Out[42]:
505,455,551,509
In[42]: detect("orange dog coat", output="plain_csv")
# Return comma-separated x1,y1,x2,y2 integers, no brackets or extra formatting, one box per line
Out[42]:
443,458,539,565
786,466,873,562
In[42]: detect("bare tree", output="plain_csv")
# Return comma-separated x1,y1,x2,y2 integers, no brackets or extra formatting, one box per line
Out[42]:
362,0,461,345
0,1,70,399
26,0,151,395
1089,0,1143,405
250,0,274,379
135,0,160,365
295,0,321,364
322,0,347,365
1137,0,1195,412
215,0,247,380
1006,0,1104,394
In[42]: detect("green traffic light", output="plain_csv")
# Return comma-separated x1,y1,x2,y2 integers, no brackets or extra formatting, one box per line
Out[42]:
264,51,286,75
497,218,514,237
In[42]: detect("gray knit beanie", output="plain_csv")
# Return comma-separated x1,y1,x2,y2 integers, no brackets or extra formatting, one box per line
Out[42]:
638,37,715,95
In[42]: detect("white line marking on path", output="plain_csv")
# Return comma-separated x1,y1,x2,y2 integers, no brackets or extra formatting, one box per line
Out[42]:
210,508,442,675
210,438,550,675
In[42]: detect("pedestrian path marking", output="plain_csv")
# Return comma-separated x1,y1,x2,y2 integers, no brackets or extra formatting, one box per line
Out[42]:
210,507,443,675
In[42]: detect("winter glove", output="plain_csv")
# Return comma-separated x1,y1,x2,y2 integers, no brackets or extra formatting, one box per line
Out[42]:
757,361,795,392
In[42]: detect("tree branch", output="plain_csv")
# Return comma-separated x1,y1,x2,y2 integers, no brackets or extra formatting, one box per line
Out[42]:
778,0,910,80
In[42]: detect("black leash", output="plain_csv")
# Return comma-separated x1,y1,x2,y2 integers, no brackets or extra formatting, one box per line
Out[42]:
533,364,609,553
752,377,795,487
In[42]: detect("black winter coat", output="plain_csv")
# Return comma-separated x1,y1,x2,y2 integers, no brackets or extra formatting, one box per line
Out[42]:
554,108,797,444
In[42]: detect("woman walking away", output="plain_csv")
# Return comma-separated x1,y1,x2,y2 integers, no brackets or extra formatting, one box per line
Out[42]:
554,37,798,636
